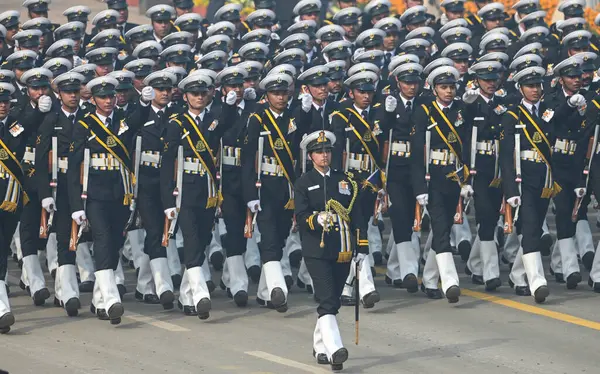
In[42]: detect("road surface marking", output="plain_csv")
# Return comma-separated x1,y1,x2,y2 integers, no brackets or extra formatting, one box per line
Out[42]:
245,351,330,374
125,312,190,332
462,289,600,331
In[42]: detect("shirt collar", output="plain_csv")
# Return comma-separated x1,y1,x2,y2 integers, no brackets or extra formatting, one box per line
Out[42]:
399,95,413,107
269,107,283,119
435,100,453,110
312,101,325,111
521,99,540,113
151,104,164,114
237,99,246,111
95,111,114,125
189,110,204,121
62,107,78,118
479,93,492,103
316,167,331,177
353,104,370,115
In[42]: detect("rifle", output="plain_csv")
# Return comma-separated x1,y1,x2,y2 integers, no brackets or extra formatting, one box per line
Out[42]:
124,136,142,234
244,208,256,238
573,132,597,222
162,145,183,246
354,230,360,345
69,148,90,251
40,137,58,238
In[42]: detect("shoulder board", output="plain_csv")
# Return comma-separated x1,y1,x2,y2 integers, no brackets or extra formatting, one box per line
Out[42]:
591,43,599,52
86,42,94,49
509,30,517,38
551,33,560,41
465,17,474,25
323,19,333,25
373,103,381,108
84,112,90,117
169,113,178,119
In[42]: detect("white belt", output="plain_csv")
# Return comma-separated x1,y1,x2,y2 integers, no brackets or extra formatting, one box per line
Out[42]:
520,150,544,163
23,150,35,164
391,141,411,156
58,157,68,173
140,151,161,168
0,165,8,179
222,155,240,167
347,153,373,172
223,146,241,166
90,157,121,169
183,159,207,175
261,162,284,176
429,149,456,165
476,141,494,152
553,139,576,155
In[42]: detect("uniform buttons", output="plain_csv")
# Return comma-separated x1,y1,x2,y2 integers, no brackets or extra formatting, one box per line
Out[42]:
335,228,340,232
361,148,364,151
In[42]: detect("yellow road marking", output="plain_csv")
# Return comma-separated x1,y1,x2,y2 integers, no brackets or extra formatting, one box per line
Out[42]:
462,289,600,331
125,312,190,332
245,351,331,374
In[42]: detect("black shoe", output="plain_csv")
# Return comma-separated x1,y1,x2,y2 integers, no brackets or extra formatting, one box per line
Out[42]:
515,286,531,297
533,285,549,303
50,269,56,280
590,278,600,293
297,279,306,289
458,241,471,262
270,287,286,309
471,274,484,285
53,297,61,307
266,300,288,312
554,273,565,284
19,280,26,291
210,252,224,271
79,281,94,293
171,274,182,290
421,284,443,299
539,234,553,256
340,295,355,306
306,284,313,294
331,347,348,372
421,214,430,231
403,274,418,293
219,279,226,290
285,275,294,289
65,298,80,317
206,280,216,295
393,278,404,289
445,285,460,303
464,265,472,276
549,267,555,276
159,291,175,310
485,278,501,291
247,266,261,284
226,288,233,298
33,288,50,306
384,275,392,285
371,267,377,278
373,252,383,266
361,291,380,309
107,302,124,323
96,308,109,321
196,298,211,320
313,350,329,365
582,252,594,272
496,226,505,249
289,250,302,268
233,290,248,307
566,272,582,289
256,297,266,306
144,294,160,304
178,301,198,316
117,284,127,298
0,312,15,334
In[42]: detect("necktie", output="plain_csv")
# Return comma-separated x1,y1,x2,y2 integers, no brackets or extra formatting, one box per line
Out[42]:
68,114,75,124
196,115,201,125
531,106,537,117
406,101,412,113
385,52,392,64
105,117,112,130
317,107,323,118
361,110,368,120
442,107,449,115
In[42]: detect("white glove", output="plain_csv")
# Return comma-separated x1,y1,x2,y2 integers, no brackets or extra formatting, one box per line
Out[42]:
416,193,428,206
575,188,587,198
301,93,313,113
141,86,155,102
507,196,521,208
71,210,86,225
41,197,55,213
440,13,449,26
355,253,367,265
38,95,52,113
317,211,331,227
247,200,261,213
460,185,474,198
270,32,280,41
568,94,586,108
385,95,397,112
164,207,177,220
225,90,237,105
243,87,256,100
462,89,479,104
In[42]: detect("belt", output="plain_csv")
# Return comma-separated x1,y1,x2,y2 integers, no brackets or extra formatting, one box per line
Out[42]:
0,164,9,179
429,149,456,166
90,153,121,170
261,159,284,177
23,147,35,164
140,151,161,168
520,150,544,163
476,141,495,155
183,157,208,175
58,157,68,173
391,141,411,157
553,139,576,155
347,152,373,172
223,146,241,167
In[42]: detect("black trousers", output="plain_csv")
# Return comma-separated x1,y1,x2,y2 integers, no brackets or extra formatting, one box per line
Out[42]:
473,173,502,241
55,184,75,266
553,175,576,240
178,205,216,269
388,165,415,243
515,183,550,254
0,210,19,281
428,171,461,254
304,256,350,317
256,199,293,263
19,190,46,258
86,199,128,270
137,183,167,260
221,191,247,257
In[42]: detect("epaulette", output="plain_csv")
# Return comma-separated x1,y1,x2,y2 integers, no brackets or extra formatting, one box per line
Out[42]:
86,42,95,49
373,103,381,108
381,85,390,95
551,77,559,88
592,43,599,52
465,17,474,26
546,64,554,76
323,19,333,25
551,33,560,41
169,113,178,119
466,80,476,90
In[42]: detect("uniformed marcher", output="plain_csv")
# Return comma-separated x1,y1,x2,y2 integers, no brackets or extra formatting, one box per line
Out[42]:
35,71,86,316
161,73,236,319
146,5,176,43
0,11,19,59
411,66,470,303
295,130,368,371
68,76,152,324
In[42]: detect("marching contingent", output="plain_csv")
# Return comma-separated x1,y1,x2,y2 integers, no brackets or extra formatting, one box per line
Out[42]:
2,0,600,370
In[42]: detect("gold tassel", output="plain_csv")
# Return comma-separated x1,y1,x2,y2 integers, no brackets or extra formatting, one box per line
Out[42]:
206,197,217,208
336,251,353,263
217,190,224,207
284,198,295,210
22,192,29,206
541,188,551,199
360,179,378,192
488,178,502,188
123,193,133,205
0,201,17,212
552,182,562,197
